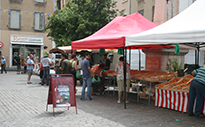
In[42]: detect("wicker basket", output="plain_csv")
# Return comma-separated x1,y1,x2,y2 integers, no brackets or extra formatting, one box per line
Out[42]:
144,76,159,82
155,82,170,89
184,74,194,79
166,74,174,80
159,75,167,81
131,75,136,79
134,75,144,80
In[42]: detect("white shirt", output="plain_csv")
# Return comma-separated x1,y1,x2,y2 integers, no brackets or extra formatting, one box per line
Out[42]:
41,57,51,67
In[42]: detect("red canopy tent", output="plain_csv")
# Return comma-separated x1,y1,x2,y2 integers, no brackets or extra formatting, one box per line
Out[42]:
72,13,173,49
71,13,173,109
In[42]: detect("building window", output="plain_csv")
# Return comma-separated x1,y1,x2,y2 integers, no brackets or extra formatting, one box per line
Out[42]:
57,0,61,10
152,6,155,22
122,0,128,4
33,12,45,31
9,0,22,2
34,0,46,5
9,9,21,30
138,9,144,16
112,0,117,7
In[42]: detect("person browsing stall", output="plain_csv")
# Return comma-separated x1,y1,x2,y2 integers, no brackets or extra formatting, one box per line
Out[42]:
115,56,131,104
81,52,94,100
102,54,110,70
41,54,52,86
59,53,71,74
188,65,205,118
91,63,106,95
69,53,80,87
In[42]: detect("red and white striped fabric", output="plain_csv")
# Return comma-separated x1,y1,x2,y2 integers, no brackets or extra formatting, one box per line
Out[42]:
155,89,205,115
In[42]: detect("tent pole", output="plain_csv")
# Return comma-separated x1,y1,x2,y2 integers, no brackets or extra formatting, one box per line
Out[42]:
123,47,127,109
139,50,141,71
129,47,131,68
195,50,197,65
197,43,200,66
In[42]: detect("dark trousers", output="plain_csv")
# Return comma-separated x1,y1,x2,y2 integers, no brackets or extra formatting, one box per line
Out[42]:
17,65,21,72
92,77,105,93
42,67,50,85
71,71,77,87
99,77,105,92
188,80,205,116
1,64,7,73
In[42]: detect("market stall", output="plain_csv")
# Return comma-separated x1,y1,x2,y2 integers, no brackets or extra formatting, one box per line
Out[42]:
125,0,205,64
124,0,205,112
72,12,173,108
130,70,175,105
155,75,205,115
71,12,173,49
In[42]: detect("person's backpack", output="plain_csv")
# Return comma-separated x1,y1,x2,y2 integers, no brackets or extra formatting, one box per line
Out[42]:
70,60,76,74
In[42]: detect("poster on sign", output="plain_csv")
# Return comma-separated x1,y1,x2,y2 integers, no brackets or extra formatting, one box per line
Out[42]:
54,85,70,107
46,74,77,116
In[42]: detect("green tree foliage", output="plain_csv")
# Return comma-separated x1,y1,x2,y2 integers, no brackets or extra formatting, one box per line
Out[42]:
44,0,125,47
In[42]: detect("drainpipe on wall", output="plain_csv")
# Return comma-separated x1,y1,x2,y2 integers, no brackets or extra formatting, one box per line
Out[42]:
129,0,131,15
171,0,174,18
166,0,169,21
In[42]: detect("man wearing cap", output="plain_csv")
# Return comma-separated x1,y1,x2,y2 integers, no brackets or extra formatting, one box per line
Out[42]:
1,56,7,74
188,65,205,118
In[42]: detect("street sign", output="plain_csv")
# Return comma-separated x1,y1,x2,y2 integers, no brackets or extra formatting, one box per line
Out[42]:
46,74,77,116
0,42,4,48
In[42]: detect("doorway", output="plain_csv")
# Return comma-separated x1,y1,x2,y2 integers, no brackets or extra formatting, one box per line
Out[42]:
12,44,41,66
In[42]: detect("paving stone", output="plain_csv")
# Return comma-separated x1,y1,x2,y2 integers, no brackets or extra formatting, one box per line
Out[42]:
0,72,205,127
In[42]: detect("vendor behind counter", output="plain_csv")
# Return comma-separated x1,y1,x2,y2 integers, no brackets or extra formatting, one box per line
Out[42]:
102,54,110,70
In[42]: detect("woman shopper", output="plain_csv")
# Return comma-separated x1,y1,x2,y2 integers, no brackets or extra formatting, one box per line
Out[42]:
70,53,80,92
115,56,131,104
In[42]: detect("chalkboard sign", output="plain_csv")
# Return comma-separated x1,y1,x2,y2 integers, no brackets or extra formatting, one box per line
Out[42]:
46,74,77,116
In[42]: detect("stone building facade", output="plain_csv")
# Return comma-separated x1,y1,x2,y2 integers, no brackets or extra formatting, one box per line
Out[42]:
0,0,55,68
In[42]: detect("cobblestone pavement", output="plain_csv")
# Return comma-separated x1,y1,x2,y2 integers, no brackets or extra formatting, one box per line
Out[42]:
0,72,205,127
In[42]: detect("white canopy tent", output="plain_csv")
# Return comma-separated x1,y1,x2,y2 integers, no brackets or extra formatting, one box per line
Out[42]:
125,0,205,51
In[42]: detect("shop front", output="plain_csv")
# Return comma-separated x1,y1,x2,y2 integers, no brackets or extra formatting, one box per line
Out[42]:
10,35,44,67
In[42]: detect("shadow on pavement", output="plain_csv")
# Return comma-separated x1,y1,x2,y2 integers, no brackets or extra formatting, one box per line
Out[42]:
75,91,205,127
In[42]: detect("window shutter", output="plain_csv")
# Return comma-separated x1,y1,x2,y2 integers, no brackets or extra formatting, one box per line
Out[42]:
35,13,40,30
40,13,45,30
34,12,44,31
35,0,46,4
35,0,45,3
10,11,20,29
9,0,22,2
